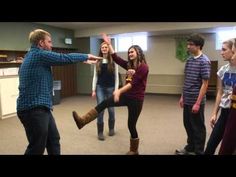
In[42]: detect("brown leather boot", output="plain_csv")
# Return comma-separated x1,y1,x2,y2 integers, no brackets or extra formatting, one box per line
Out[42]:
72,108,98,129
126,138,139,155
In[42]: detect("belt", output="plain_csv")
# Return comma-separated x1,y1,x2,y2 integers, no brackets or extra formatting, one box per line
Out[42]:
18,106,50,114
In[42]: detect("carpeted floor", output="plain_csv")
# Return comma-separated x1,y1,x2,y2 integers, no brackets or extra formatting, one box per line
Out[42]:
0,94,217,155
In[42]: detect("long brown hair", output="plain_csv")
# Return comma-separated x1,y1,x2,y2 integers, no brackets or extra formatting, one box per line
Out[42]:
96,42,114,73
127,45,147,70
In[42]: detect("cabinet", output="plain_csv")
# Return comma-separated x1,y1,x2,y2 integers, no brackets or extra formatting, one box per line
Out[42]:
0,76,19,119
0,51,22,119
0,50,25,69
0,50,26,62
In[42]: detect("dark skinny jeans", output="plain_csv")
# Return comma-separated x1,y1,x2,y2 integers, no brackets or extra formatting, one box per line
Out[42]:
17,106,60,155
204,108,230,155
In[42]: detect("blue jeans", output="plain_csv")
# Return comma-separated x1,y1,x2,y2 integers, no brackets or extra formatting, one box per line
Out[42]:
17,106,60,155
96,85,115,124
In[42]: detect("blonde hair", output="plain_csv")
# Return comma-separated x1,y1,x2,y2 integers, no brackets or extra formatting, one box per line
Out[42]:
29,29,51,45
222,39,234,49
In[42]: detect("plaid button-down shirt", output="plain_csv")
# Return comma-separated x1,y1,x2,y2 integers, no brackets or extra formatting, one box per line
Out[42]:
17,45,88,111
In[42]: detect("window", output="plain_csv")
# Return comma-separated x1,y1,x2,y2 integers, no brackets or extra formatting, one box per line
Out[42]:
117,36,132,52
116,32,147,52
216,29,236,50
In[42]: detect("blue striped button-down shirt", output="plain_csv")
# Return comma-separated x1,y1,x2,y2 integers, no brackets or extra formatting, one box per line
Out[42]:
17,45,88,111
183,54,211,105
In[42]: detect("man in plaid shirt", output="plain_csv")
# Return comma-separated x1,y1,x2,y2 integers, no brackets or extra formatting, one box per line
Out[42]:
17,29,100,155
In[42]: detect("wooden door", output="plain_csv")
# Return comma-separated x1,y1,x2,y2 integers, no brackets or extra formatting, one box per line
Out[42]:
207,60,218,96
52,48,78,98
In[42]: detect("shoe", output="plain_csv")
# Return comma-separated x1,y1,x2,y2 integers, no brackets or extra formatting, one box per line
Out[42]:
175,149,195,155
109,129,115,136
98,133,105,141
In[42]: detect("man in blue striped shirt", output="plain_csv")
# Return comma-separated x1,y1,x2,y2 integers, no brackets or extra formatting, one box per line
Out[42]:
17,29,101,155
175,34,211,155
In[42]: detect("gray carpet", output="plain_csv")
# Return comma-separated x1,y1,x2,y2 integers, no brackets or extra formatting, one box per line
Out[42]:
0,94,217,155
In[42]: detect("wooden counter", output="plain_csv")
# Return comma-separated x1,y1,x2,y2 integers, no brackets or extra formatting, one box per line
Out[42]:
0,62,22,68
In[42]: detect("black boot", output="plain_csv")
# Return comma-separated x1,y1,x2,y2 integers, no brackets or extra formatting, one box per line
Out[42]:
97,123,105,141
108,120,115,136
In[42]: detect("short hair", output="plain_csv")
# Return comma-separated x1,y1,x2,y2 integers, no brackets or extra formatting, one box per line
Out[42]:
29,29,51,45
187,33,205,50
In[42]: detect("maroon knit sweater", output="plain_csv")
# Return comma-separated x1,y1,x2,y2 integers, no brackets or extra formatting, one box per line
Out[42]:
111,53,149,101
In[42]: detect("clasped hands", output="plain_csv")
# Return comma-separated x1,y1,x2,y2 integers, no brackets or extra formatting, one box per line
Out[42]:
83,54,103,64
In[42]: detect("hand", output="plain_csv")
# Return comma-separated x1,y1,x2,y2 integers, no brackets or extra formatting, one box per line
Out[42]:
91,91,96,99
210,115,217,128
87,54,103,61
113,89,121,102
179,97,183,108
83,60,97,64
102,33,111,45
127,69,135,76
192,103,200,113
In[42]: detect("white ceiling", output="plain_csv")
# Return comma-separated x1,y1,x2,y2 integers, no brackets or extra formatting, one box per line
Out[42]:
36,22,130,30
36,22,236,37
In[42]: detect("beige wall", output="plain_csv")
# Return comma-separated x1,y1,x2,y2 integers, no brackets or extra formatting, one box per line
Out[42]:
76,37,92,94
74,22,236,38
0,22,78,50
203,33,228,68
116,33,226,94
0,23,227,95
73,22,235,94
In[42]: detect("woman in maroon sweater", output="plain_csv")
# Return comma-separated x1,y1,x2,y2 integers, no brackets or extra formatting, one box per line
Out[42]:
219,38,236,155
72,33,149,155
218,40,236,154
218,85,236,154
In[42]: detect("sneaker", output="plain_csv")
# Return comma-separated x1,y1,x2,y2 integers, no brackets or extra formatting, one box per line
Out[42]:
175,149,196,155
